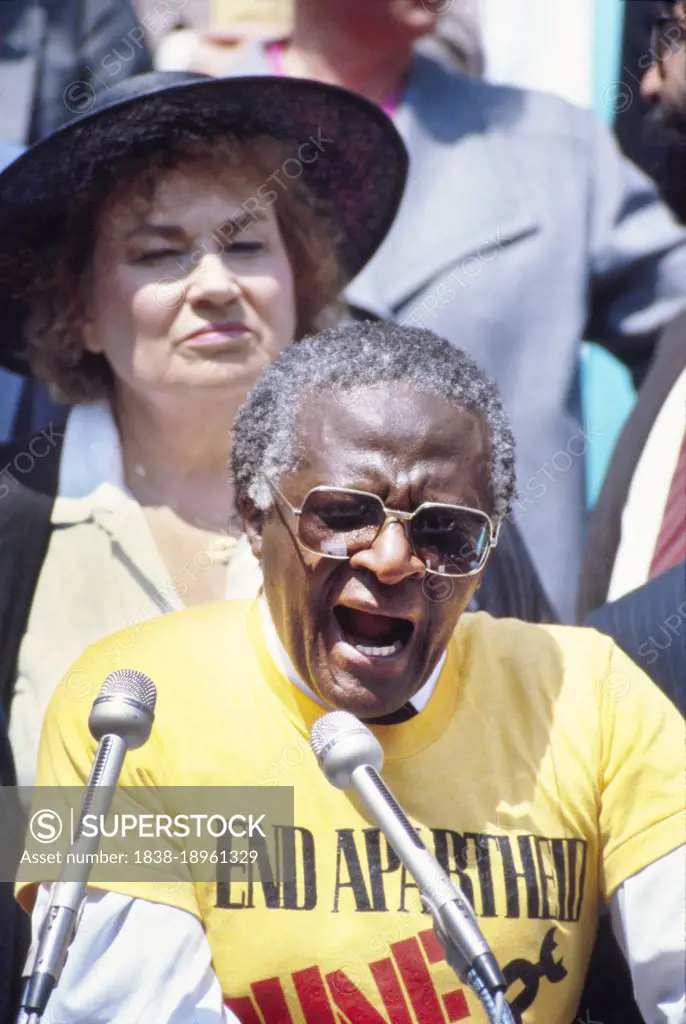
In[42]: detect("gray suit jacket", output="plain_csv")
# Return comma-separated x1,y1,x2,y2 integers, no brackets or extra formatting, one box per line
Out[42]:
229,44,686,620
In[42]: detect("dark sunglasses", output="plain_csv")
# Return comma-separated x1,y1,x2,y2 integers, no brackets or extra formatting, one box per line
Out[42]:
265,477,499,578
652,12,685,66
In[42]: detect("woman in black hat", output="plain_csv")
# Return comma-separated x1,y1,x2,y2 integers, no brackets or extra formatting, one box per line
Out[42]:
0,71,407,805
0,71,405,1020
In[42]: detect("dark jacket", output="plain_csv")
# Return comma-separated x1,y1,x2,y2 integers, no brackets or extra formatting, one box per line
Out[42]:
0,710,27,1024
0,0,152,146
0,427,61,1024
0,425,57,1024
578,313,686,619
585,562,686,716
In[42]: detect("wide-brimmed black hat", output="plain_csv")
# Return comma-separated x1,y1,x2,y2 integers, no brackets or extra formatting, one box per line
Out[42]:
0,71,408,375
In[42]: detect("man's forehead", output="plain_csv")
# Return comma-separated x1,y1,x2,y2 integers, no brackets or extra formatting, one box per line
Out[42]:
292,382,489,466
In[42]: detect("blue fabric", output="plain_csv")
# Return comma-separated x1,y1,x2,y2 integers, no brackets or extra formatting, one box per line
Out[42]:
581,345,636,507
583,0,638,508
0,370,24,441
0,364,66,443
0,142,23,167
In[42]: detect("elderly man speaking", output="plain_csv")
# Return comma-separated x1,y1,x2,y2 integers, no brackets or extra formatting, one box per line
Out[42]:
17,324,685,1023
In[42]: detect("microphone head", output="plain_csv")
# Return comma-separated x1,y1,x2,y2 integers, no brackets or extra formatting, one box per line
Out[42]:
310,710,383,789
88,669,157,749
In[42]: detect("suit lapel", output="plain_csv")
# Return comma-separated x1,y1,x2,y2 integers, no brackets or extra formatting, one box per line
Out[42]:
596,313,686,522
578,314,686,617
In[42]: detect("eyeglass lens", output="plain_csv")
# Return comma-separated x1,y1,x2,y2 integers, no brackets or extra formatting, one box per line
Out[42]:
298,489,491,575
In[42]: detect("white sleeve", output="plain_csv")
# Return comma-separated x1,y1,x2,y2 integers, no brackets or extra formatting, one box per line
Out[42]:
609,845,686,1024
29,884,239,1024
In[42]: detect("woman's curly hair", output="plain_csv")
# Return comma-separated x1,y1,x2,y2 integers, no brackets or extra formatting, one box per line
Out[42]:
23,137,346,403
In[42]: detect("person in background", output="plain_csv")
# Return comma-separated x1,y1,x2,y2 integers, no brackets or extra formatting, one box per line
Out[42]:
579,1,685,621
0,0,154,440
614,1,663,173
149,0,483,78
225,0,686,623
642,0,686,218
149,0,293,75
577,16,686,1014
0,0,152,144
17,323,685,1023
0,69,406,797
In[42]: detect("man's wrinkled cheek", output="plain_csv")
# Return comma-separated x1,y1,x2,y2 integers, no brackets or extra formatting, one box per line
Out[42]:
261,525,298,577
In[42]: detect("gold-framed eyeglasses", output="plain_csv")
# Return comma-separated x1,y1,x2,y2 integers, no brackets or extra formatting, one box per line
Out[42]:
264,476,500,578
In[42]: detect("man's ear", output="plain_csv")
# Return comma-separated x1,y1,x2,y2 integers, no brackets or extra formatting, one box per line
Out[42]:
240,496,266,562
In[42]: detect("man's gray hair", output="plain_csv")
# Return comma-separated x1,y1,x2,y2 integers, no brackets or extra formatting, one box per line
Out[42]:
231,322,516,519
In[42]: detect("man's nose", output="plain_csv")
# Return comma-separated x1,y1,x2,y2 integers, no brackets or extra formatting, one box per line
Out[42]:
185,252,242,305
349,520,425,585
640,62,663,104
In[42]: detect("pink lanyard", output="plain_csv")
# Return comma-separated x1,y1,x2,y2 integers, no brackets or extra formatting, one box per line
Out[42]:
266,40,402,116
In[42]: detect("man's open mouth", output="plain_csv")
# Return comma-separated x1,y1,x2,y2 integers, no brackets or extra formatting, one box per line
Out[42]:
333,606,415,659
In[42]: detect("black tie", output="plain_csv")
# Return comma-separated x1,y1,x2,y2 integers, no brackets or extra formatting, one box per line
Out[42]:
368,702,418,725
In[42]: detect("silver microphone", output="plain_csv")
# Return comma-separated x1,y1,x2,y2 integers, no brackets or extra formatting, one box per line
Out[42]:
18,669,157,1022
310,710,506,996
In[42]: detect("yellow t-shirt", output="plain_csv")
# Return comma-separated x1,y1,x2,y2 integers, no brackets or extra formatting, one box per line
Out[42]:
18,601,686,1023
